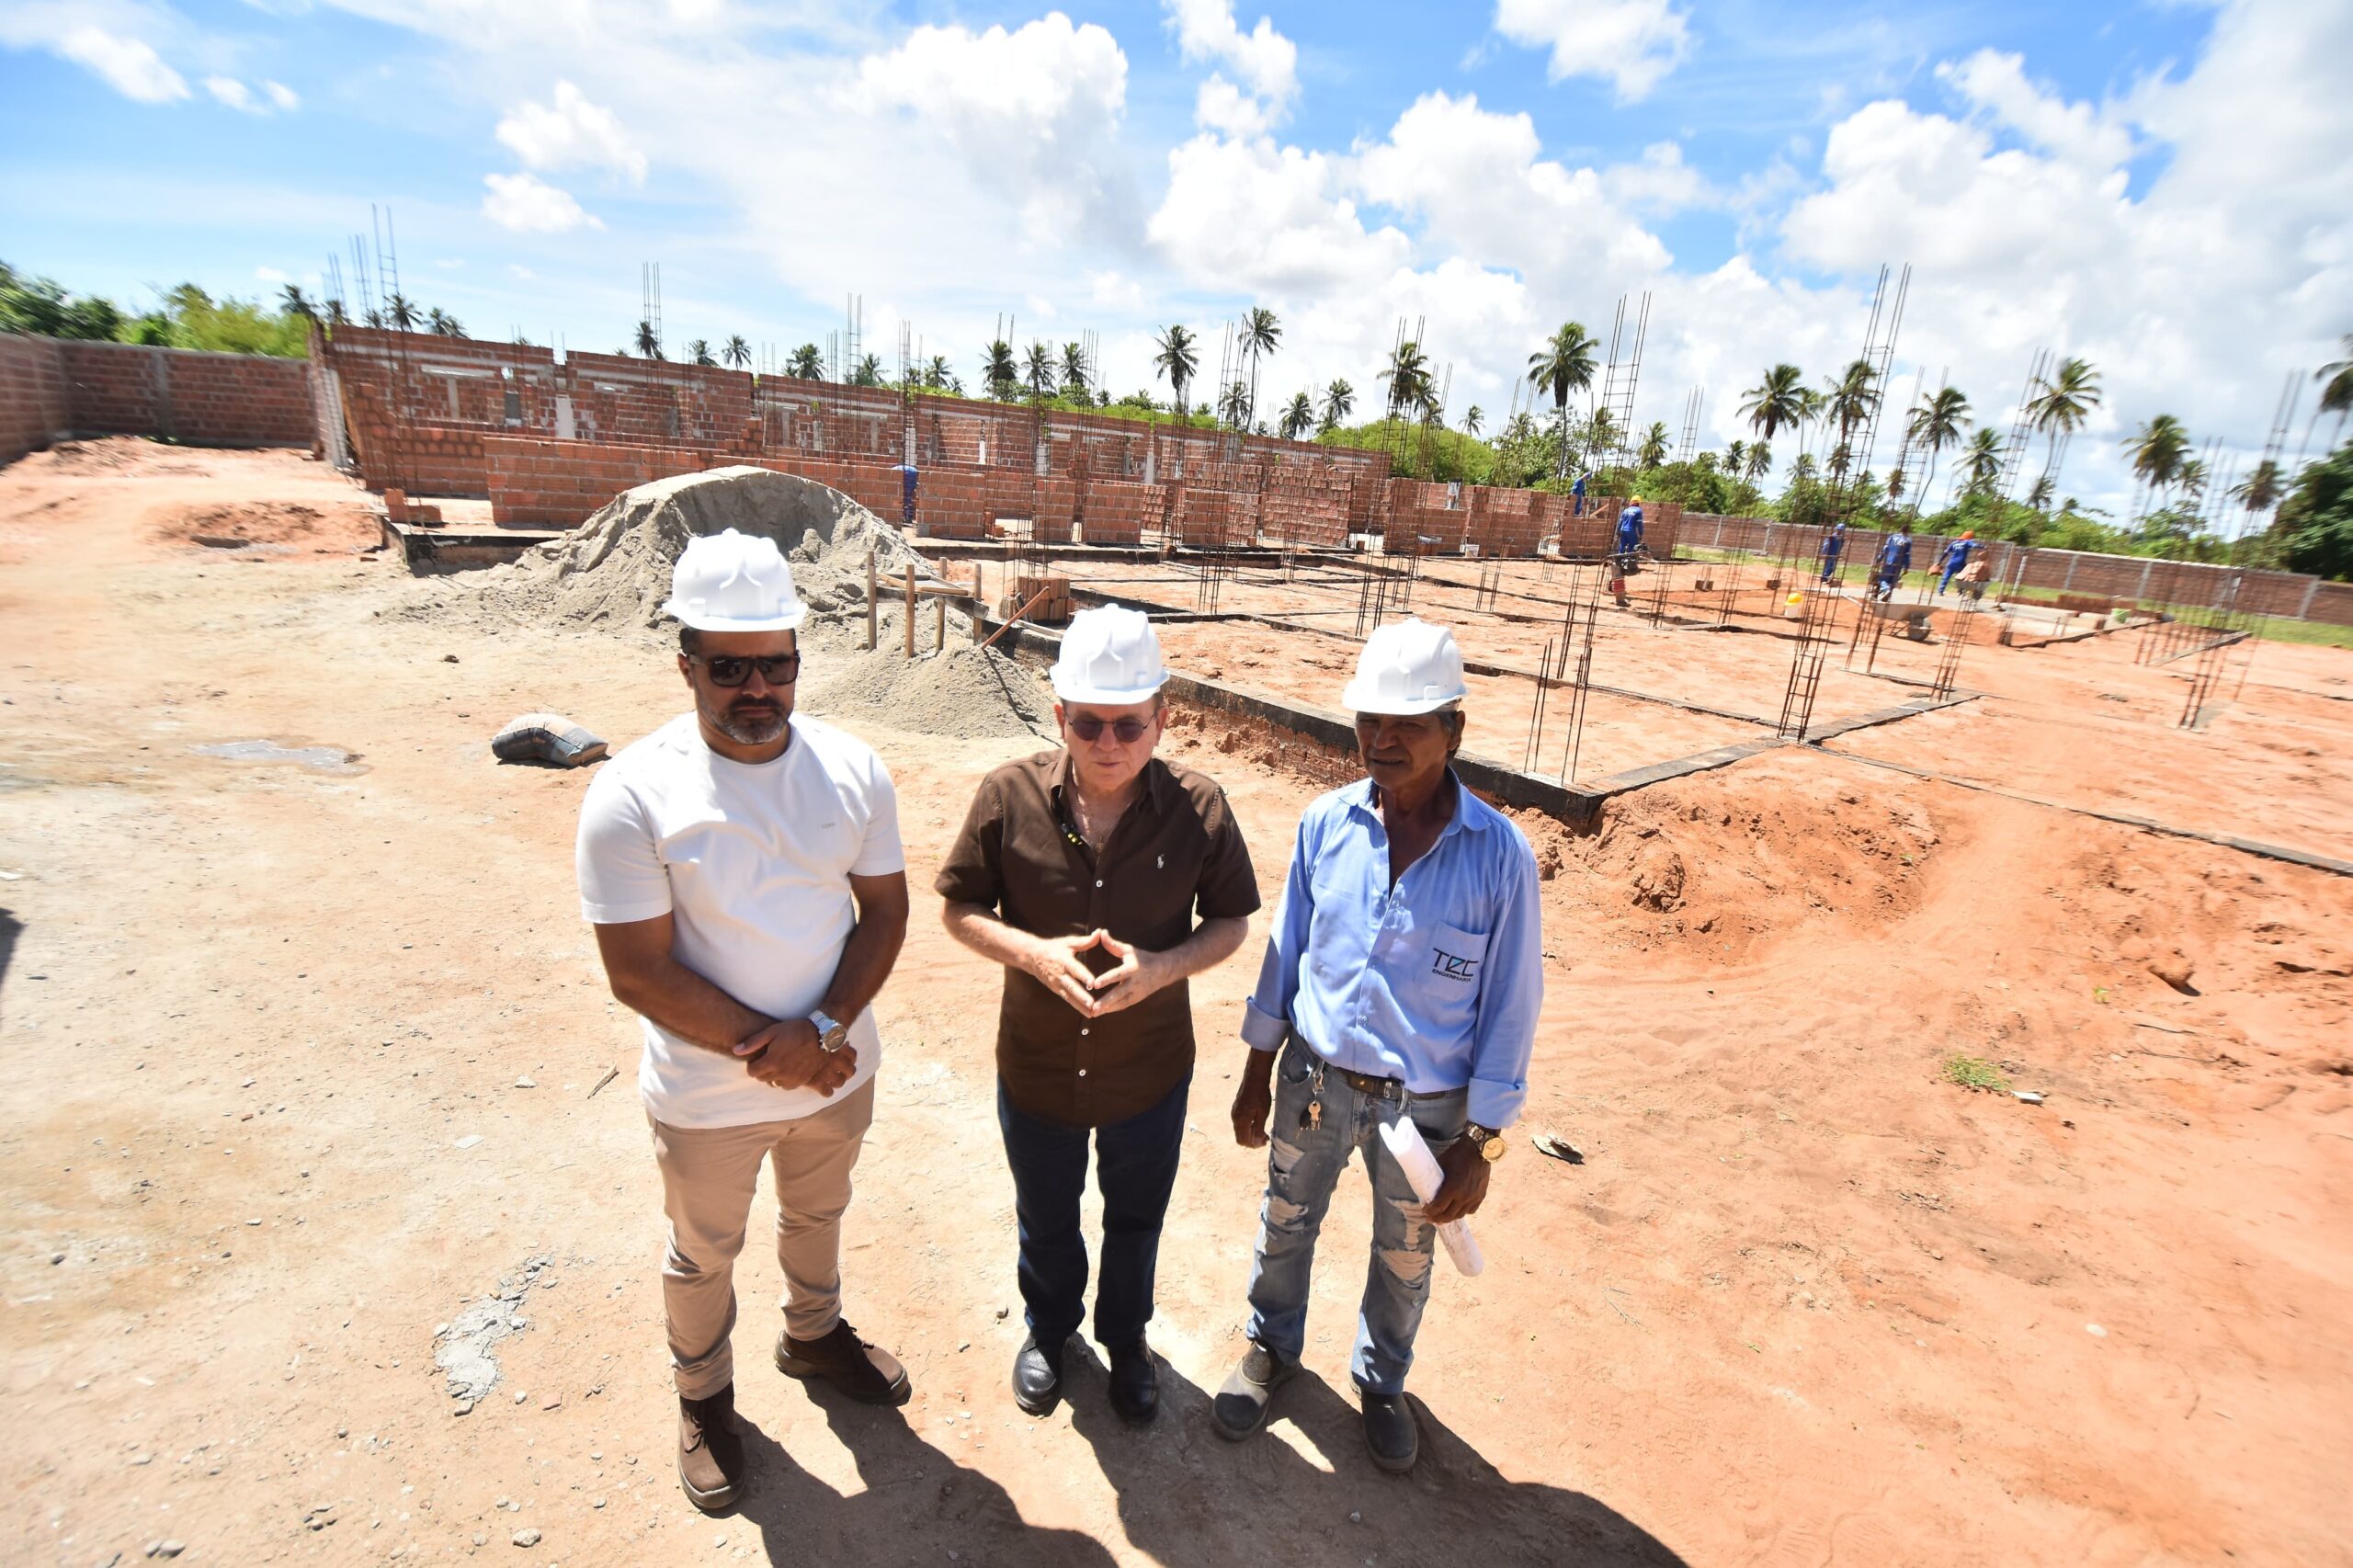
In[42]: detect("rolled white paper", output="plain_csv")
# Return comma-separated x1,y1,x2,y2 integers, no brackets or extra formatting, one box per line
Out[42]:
1377,1118,1486,1277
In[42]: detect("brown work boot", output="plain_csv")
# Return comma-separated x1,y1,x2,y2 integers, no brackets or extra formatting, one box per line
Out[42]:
676,1384,745,1513
776,1319,912,1406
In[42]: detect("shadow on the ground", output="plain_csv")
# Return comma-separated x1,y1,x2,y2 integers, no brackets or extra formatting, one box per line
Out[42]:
1058,1345,1690,1567
728,1393,1118,1566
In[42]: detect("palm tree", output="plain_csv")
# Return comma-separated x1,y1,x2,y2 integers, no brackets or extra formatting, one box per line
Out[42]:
1527,322,1598,475
1745,440,1771,486
386,292,420,332
2316,335,2353,449
922,354,951,390
1320,378,1355,430
426,307,464,337
1887,465,1907,503
1382,340,1437,424
2027,356,2102,495
1905,387,1972,506
1152,324,1199,422
2026,473,2056,512
855,352,884,387
787,343,823,379
1826,358,1881,450
1586,406,1622,462
1638,421,1669,470
1218,379,1250,426
2123,414,2192,516
1961,427,2006,498
323,298,349,328
1724,439,1746,480
1790,452,1818,485
278,284,317,322
1240,306,1281,427
1462,405,1483,438
2229,458,2285,530
1024,341,1055,400
688,338,715,367
1826,440,1856,485
722,335,751,370
982,339,1019,401
1739,363,1807,443
1278,392,1315,440
633,318,663,358
1060,341,1089,398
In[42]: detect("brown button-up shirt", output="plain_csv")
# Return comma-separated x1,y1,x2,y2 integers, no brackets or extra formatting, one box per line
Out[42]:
936,750,1260,1127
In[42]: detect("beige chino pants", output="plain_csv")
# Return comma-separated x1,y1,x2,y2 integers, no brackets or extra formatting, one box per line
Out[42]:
648,1077,875,1399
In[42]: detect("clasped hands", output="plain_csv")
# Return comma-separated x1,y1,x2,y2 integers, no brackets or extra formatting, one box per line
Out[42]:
732,1015,858,1096
1026,928,1172,1018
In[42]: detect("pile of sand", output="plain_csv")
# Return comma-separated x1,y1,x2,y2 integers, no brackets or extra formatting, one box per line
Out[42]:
399,464,1054,740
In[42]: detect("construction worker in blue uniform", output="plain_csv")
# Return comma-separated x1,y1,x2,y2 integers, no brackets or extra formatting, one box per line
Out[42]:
1610,497,1645,607
1873,528,1912,600
1936,530,1975,595
1819,520,1847,585
1570,471,1588,517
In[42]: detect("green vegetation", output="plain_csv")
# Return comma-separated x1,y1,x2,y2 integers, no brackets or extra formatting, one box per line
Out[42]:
1941,1055,2011,1093
2,260,313,357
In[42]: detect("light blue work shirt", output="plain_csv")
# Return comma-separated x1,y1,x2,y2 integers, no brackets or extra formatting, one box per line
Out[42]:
1241,773,1543,1129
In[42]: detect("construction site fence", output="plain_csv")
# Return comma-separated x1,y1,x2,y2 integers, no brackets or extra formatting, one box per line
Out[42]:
1679,513,2352,627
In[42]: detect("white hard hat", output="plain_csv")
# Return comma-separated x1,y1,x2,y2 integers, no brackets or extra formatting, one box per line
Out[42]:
1051,604,1167,705
661,528,808,631
1342,618,1467,716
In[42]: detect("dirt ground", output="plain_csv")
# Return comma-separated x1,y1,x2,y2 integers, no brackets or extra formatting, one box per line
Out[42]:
5,442,2352,1568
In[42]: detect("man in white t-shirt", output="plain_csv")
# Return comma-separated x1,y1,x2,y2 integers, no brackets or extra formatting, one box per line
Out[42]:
576,528,912,1514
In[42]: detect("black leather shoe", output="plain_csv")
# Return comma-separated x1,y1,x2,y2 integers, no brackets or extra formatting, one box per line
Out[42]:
1107,1341,1159,1426
1361,1389,1418,1473
1012,1334,1066,1416
1211,1342,1297,1441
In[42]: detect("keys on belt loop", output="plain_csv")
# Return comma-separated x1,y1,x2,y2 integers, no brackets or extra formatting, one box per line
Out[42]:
1300,1059,1326,1132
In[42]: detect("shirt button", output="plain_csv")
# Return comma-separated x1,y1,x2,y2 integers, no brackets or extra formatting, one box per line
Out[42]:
1080,1028,1089,1036
1095,879,1104,888
1077,1068,1087,1077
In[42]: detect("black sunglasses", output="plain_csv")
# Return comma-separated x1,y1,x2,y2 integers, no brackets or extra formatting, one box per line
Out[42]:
696,653,801,687
1064,712,1154,743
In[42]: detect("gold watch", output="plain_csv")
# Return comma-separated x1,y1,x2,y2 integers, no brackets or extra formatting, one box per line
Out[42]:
1464,1123,1506,1163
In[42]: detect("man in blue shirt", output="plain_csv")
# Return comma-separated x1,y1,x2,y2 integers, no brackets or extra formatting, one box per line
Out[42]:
1611,496,1645,605
1820,520,1847,585
1874,528,1912,600
1211,619,1543,1473
1936,530,1975,595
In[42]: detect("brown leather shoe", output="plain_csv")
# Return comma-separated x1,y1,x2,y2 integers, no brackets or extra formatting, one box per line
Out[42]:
775,1319,912,1406
677,1384,745,1513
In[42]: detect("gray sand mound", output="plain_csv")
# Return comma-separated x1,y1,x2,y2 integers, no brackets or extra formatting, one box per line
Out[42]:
394,465,1052,741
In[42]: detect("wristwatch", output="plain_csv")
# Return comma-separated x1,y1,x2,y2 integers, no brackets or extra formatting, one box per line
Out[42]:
1463,1122,1507,1164
808,1008,849,1055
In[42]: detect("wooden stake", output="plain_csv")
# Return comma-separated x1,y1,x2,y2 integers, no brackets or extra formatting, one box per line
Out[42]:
865,548,877,651
972,562,983,643
935,595,946,653
904,562,916,659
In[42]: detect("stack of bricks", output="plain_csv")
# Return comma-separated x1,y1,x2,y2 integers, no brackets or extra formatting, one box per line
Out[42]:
1173,486,1257,549
1006,574,1073,623
1076,478,1166,546
1261,461,1353,549
381,487,443,526
1383,480,1468,554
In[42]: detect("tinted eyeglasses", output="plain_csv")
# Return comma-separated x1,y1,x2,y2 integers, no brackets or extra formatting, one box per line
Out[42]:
1064,712,1154,744
696,653,801,688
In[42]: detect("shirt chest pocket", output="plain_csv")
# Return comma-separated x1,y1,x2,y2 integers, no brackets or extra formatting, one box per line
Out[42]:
1399,920,1487,1031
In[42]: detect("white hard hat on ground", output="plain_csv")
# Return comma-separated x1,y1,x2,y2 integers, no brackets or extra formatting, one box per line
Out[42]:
662,528,809,631
1342,618,1468,716
1051,604,1167,705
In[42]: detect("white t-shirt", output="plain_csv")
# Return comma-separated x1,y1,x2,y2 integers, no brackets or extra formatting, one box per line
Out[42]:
575,711,905,1130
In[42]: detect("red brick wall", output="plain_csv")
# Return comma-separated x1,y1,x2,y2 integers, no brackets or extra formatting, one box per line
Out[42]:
0,334,69,464
1174,486,1256,548
35,340,314,449
1080,479,1166,545
1385,480,1467,553
483,436,710,525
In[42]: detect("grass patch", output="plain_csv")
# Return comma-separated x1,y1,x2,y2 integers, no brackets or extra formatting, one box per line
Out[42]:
1941,1054,2011,1093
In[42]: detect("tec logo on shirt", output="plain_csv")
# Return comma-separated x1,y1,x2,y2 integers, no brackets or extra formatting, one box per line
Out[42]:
1430,943,1481,983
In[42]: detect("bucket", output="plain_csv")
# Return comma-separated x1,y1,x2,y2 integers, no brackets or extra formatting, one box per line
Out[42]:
1783,592,1805,620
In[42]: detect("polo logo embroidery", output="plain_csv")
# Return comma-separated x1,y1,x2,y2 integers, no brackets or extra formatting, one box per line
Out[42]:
1156,854,1165,869
1431,945,1480,982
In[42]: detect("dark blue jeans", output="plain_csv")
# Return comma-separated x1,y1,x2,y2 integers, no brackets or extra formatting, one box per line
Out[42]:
997,1072,1190,1351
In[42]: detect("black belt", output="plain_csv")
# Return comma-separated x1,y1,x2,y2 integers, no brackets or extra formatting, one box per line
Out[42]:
1336,1067,1404,1101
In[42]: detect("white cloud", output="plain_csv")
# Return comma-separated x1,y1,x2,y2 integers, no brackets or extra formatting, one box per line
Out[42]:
1150,132,1410,297
1937,50,2134,169
1195,74,1274,139
264,80,299,111
51,25,188,103
1493,0,1691,101
205,75,260,112
1163,0,1296,104
254,265,290,283
481,171,604,233
495,80,647,184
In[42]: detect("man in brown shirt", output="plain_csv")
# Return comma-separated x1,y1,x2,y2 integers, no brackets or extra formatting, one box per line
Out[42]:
938,605,1259,1425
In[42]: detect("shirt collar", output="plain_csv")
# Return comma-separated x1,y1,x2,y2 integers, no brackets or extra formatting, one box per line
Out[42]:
1050,749,1170,815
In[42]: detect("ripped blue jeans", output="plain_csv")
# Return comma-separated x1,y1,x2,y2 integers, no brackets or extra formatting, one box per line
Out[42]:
1242,1037,1468,1396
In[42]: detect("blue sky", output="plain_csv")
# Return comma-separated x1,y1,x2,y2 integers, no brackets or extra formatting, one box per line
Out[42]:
3,0,2345,513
